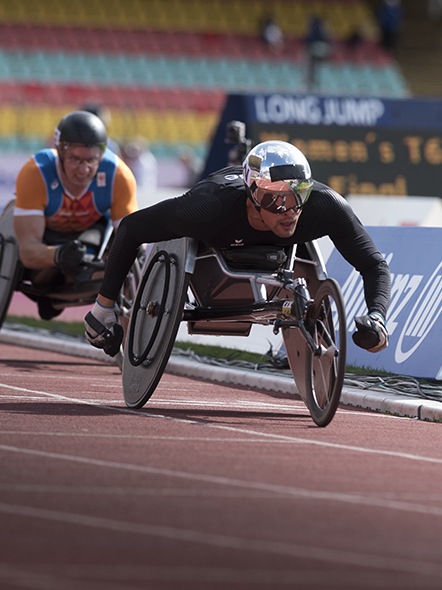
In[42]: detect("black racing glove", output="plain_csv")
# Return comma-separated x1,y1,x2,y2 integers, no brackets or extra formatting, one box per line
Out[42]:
84,301,124,357
54,240,87,275
352,313,388,353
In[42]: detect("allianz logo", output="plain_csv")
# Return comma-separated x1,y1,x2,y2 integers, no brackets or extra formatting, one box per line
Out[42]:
338,253,442,363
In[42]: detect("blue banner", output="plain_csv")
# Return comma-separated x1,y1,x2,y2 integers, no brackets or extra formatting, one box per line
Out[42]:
325,227,442,380
245,93,442,129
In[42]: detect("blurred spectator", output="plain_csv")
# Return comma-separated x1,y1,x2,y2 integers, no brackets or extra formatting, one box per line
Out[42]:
346,28,363,51
261,15,284,55
225,120,253,166
178,147,203,188
122,136,158,191
377,0,403,54
304,16,332,90
81,102,122,157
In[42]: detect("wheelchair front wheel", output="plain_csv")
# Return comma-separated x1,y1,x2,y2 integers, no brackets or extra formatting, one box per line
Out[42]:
0,201,21,329
122,238,191,408
305,278,347,427
114,253,143,371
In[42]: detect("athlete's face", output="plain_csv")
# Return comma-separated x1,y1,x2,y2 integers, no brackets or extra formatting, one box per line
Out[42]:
59,145,102,193
258,206,302,238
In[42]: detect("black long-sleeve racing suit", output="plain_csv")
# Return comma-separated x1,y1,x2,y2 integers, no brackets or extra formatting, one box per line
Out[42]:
101,166,390,317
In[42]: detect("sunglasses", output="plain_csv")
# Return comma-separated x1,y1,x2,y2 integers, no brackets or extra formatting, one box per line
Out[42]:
260,192,301,215
251,179,313,215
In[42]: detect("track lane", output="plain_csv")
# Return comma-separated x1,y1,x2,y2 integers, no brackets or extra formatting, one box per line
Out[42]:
1,342,442,589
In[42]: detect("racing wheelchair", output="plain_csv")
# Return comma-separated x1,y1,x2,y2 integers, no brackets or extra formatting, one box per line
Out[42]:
0,199,141,363
122,236,347,427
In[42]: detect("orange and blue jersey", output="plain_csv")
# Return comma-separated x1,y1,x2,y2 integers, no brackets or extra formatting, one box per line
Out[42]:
14,148,138,234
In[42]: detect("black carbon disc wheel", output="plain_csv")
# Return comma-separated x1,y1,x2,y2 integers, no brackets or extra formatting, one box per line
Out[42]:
0,201,21,329
114,254,143,372
122,238,191,408
305,278,347,427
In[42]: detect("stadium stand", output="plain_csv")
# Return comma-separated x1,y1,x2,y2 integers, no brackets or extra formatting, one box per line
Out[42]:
0,0,410,162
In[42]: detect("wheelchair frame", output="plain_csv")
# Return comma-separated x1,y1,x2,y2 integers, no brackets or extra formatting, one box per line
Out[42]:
0,200,141,365
123,237,347,427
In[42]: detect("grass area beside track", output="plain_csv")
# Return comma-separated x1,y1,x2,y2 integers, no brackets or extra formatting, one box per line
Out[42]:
5,314,395,376
6,315,441,403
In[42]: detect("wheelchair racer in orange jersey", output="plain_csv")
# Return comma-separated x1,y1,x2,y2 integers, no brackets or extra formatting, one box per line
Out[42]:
13,110,139,319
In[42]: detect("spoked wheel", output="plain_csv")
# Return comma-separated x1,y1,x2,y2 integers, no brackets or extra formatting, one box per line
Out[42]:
122,238,193,408
0,200,21,329
305,278,346,427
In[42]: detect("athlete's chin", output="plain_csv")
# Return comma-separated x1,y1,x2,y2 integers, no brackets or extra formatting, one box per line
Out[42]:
72,179,92,190
274,222,297,238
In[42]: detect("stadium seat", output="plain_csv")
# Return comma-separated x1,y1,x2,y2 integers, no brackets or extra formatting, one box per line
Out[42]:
0,0,410,158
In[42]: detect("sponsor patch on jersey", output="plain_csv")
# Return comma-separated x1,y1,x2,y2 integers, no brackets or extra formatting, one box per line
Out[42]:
46,191,102,233
230,239,244,247
51,179,59,190
97,172,106,187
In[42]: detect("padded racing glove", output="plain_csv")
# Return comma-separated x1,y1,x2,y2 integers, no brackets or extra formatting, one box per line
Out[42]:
54,240,87,275
352,312,388,353
84,300,124,357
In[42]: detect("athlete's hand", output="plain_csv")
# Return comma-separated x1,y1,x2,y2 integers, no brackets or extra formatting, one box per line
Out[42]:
84,301,123,357
352,313,388,353
54,240,87,275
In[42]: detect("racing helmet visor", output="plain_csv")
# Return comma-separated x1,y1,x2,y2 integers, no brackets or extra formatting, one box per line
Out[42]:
252,179,313,214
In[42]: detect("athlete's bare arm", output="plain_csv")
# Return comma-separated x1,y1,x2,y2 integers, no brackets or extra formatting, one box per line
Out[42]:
13,215,58,269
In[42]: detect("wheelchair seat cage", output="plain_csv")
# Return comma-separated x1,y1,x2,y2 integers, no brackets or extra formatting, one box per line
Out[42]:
123,237,347,427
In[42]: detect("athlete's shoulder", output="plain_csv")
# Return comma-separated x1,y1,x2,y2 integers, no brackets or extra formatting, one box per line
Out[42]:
308,179,348,207
99,147,119,168
17,149,56,182
304,179,357,226
204,165,244,188
33,148,57,167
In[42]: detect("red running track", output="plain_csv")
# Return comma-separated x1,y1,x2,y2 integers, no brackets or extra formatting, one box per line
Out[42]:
1,342,442,589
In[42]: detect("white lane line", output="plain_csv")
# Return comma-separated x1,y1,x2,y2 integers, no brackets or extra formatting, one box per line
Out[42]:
0,372,198,389
0,388,402,420
0,382,439,463
0,431,285,442
0,392,310,412
3,443,442,518
0,501,441,578
3,484,442,507
0,483,288,498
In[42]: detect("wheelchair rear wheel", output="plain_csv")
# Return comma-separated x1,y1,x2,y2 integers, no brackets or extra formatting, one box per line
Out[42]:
122,238,192,408
305,278,347,427
0,201,21,328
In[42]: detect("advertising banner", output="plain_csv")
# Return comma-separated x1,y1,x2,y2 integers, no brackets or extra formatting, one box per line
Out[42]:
203,93,442,199
325,227,442,380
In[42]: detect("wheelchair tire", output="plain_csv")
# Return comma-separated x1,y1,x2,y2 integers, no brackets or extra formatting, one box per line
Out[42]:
114,254,143,371
0,201,21,329
305,278,347,427
122,238,191,408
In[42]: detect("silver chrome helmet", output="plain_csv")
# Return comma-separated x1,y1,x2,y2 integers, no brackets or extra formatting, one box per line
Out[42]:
242,140,313,214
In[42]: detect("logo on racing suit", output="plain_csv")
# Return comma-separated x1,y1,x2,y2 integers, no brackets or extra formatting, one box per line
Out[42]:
97,172,106,187
45,191,103,233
